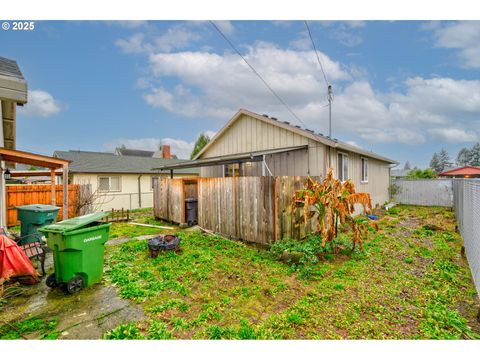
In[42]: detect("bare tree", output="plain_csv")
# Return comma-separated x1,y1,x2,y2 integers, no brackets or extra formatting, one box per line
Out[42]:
72,181,111,215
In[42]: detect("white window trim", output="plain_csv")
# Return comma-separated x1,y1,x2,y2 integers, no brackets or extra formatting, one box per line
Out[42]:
338,152,349,182
98,176,122,193
361,157,368,183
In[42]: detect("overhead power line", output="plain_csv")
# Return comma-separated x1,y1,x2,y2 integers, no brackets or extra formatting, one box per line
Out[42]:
304,20,334,138
304,20,329,88
209,20,307,128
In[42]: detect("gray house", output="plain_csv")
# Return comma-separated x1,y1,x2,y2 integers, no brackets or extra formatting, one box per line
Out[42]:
157,109,398,207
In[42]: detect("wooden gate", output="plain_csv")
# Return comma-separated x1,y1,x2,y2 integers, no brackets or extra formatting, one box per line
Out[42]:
6,184,79,226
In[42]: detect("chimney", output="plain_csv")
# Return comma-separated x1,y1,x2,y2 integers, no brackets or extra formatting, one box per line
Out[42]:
162,145,171,159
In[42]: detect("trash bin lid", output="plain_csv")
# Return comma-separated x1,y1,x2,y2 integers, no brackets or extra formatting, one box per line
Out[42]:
39,212,108,233
15,204,60,212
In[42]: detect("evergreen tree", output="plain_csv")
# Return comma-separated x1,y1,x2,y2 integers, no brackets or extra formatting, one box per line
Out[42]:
190,133,211,159
437,148,453,172
429,152,441,173
470,143,480,166
456,147,472,166
403,160,411,170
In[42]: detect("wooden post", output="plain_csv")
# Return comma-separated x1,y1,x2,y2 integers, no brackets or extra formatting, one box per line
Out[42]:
170,169,174,179
62,164,69,219
50,169,56,206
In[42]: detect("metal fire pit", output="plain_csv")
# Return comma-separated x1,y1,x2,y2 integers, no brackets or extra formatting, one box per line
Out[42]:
148,235,181,258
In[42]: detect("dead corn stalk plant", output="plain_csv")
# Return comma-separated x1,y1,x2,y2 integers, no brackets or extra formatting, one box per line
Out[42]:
292,168,377,251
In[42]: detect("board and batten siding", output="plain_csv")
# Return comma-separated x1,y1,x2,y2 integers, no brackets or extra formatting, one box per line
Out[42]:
199,114,328,177
198,113,392,206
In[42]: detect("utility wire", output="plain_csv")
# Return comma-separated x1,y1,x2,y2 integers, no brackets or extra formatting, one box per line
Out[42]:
304,20,329,88
209,20,307,128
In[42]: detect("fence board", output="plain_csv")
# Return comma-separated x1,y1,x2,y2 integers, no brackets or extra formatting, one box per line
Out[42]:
6,184,79,226
153,178,185,224
153,176,326,245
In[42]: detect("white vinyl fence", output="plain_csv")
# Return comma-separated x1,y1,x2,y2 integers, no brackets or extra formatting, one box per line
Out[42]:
393,179,453,207
453,179,480,296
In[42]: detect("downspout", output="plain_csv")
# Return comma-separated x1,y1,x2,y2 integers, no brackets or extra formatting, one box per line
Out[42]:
138,175,142,209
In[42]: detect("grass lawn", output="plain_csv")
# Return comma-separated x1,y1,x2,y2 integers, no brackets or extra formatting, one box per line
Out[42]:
108,215,176,239
103,205,480,340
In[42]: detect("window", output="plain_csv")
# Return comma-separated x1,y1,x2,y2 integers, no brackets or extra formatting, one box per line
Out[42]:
361,158,368,183
224,163,240,177
337,153,349,181
98,176,121,192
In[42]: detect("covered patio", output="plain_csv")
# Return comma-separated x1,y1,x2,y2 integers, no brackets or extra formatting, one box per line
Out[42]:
0,147,70,229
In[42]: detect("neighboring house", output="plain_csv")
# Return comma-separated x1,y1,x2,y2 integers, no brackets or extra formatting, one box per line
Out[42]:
438,166,480,179
391,168,411,179
115,145,178,159
53,150,198,211
156,109,398,208
0,56,28,228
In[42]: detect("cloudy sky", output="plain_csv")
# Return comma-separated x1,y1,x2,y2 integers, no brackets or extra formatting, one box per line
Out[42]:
1,20,480,167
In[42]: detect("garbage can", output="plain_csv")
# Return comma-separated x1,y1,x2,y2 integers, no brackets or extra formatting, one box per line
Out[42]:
15,204,60,245
38,212,111,294
185,198,198,226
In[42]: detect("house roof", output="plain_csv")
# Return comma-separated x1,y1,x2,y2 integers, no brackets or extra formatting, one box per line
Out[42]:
115,147,155,157
438,166,480,176
194,109,398,164
0,56,24,80
0,56,27,104
152,145,309,171
53,150,199,174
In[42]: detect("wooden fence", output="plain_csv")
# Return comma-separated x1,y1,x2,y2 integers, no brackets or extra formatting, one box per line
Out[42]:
153,176,323,245
6,184,80,226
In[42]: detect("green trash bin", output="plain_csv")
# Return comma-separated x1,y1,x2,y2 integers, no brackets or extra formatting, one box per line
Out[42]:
38,212,111,294
15,204,60,245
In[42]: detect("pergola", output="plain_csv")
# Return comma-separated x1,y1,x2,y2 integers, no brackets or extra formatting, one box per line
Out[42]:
0,148,70,227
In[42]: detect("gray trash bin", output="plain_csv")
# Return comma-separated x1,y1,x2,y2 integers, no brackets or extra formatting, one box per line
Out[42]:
185,198,198,226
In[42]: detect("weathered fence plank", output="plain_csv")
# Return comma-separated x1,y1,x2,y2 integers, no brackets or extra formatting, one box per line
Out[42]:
153,178,186,224
154,176,336,245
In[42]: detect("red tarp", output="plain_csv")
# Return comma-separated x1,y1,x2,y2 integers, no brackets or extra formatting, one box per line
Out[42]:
0,235,39,284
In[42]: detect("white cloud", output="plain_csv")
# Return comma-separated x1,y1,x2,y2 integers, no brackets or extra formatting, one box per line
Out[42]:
212,21,235,35
115,33,152,54
115,22,208,55
154,26,202,52
428,128,478,143
103,132,217,160
140,38,480,146
144,41,350,120
316,21,365,47
18,90,62,118
427,21,480,68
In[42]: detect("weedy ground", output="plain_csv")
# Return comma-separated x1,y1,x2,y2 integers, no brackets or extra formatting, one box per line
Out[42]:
101,205,480,340
2,205,479,340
